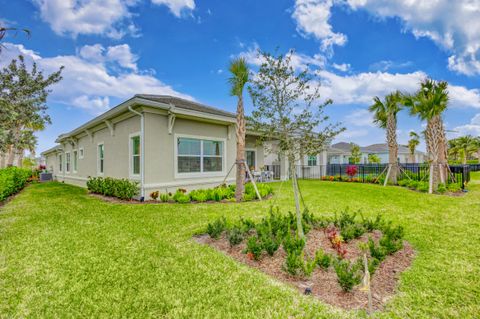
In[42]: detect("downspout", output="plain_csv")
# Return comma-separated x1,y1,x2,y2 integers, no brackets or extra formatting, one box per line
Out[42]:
128,106,145,201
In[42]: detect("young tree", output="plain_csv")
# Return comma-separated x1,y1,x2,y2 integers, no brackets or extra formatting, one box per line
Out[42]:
349,143,361,164
0,55,63,167
408,131,420,163
403,79,449,193
368,153,381,164
248,50,343,239
368,91,402,184
228,58,250,201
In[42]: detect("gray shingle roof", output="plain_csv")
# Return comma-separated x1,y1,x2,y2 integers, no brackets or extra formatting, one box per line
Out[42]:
135,94,235,118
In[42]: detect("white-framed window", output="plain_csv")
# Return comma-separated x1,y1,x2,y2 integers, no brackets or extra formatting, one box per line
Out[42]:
129,133,141,177
245,150,256,170
175,135,225,178
79,147,84,159
58,153,63,172
73,150,78,173
97,143,104,175
307,155,317,166
65,152,71,173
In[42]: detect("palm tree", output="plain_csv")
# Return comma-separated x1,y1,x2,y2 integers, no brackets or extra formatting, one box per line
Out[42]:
448,135,479,164
369,91,402,184
15,130,37,167
408,131,420,163
228,58,249,201
403,79,449,193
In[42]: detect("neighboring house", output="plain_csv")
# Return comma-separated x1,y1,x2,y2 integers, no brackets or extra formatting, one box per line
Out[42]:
41,95,267,199
327,142,426,164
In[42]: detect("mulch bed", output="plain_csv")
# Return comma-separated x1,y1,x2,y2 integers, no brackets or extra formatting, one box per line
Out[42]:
88,193,271,204
195,229,415,311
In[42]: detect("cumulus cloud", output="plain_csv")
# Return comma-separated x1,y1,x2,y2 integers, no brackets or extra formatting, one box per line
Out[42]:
332,62,350,72
32,0,195,38
1,43,192,115
344,108,374,127
151,0,195,17
292,0,480,76
292,0,347,53
451,114,480,137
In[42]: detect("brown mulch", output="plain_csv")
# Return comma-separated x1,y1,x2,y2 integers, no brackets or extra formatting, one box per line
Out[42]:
195,229,415,311
88,193,272,204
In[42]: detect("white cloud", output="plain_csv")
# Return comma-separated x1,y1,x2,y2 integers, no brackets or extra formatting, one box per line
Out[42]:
33,0,195,38
151,0,195,17
292,0,347,53
78,44,105,62
106,44,138,71
451,114,480,137
292,0,480,75
1,42,192,115
332,62,350,72
344,108,374,127
345,0,480,76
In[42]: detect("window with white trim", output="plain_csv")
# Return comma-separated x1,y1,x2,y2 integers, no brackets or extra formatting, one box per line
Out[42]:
65,152,71,173
307,155,317,166
130,135,141,176
177,137,223,173
79,148,84,159
98,144,104,174
58,154,63,172
73,150,78,172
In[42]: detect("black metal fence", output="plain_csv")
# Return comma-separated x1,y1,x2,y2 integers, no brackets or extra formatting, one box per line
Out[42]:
295,163,472,189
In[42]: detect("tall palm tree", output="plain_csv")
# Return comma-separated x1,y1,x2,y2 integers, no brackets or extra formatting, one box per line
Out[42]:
408,131,420,163
448,135,479,164
369,91,402,184
228,58,249,201
15,130,37,167
403,79,449,193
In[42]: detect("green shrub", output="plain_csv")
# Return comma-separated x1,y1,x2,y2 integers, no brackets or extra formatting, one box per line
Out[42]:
315,250,331,269
260,234,281,256
86,176,139,200
283,232,306,275
245,236,263,260
160,193,170,202
189,189,209,202
340,223,365,242
0,167,32,201
227,226,244,247
379,224,404,254
397,179,409,187
206,217,227,239
302,254,317,277
415,181,429,192
173,190,191,203
368,257,381,275
406,180,418,189
333,258,362,292
436,183,447,194
361,213,383,232
447,183,462,192
368,237,386,261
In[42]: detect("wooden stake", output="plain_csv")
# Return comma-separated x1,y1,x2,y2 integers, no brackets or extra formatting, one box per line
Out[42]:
244,161,262,200
383,164,392,187
428,163,434,194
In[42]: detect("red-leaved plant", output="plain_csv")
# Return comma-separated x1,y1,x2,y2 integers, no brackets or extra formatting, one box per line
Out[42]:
326,226,347,258
346,165,358,179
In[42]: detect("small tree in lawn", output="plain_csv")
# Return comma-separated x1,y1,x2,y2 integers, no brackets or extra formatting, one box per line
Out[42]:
349,143,361,164
248,50,343,239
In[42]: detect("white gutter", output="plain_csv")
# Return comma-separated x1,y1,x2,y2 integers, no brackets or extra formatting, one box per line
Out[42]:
128,106,145,200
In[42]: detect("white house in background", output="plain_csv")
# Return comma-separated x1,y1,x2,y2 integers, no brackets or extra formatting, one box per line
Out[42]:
327,142,426,164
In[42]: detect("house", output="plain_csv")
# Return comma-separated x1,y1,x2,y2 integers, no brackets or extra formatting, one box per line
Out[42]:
327,142,426,164
41,95,276,199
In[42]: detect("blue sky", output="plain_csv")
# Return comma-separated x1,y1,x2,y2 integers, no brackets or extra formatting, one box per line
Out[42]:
1,0,479,154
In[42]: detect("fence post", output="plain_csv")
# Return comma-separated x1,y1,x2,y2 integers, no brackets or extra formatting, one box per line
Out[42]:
362,165,365,183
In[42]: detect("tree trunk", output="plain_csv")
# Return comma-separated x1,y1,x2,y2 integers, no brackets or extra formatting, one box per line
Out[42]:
16,149,24,167
408,153,415,164
6,144,15,166
0,152,5,168
289,155,304,240
427,117,442,193
235,95,246,202
386,114,398,184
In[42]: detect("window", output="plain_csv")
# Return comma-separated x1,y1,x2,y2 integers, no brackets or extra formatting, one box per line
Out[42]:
130,135,141,176
58,154,63,172
73,150,78,172
65,152,71,173
307,155,317,166
176,137,224,175
98,143,104,174
79,148,84,159
246,150,256,170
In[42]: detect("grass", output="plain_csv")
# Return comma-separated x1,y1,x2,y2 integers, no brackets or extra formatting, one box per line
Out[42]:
1,173,479,318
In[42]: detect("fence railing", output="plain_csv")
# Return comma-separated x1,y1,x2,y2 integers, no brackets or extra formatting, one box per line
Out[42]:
265,165,281,180
295,163,471,189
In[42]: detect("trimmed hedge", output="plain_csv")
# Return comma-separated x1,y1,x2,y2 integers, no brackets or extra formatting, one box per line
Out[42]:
86,177,139,200
0,167,32,201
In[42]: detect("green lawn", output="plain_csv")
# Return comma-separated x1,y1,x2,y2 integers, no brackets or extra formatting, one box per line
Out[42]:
1,173,479,318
